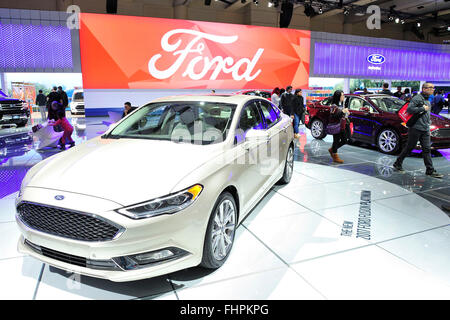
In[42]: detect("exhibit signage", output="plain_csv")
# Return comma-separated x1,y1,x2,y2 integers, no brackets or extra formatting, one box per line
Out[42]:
79,13,310,89
314,42,450,81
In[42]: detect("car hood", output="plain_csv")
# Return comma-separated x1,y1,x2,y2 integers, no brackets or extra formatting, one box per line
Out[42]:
26,137,224,206
431,114,450,128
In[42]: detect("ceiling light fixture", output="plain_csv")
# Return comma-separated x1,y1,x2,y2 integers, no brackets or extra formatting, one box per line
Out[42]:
343,7,350,15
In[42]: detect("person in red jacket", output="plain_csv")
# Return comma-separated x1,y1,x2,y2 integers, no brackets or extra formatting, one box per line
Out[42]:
48,110,75,150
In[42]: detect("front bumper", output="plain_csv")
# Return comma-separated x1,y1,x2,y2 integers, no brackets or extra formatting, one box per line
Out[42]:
16,187,207,282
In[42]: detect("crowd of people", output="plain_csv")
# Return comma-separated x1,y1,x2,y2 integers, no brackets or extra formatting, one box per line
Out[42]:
35,86,74,150
271,86,305,139
271,82,444,179
361,83,449,114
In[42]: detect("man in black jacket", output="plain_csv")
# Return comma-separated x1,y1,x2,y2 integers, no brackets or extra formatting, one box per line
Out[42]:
58,86,69,109
393,83,443,178
380,83,393,96
35,90,47,120
280,86,295,116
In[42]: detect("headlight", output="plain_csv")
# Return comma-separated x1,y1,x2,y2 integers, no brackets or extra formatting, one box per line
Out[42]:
116,184,203,219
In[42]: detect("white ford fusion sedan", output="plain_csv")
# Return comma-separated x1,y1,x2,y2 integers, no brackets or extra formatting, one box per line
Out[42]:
16,95,294,282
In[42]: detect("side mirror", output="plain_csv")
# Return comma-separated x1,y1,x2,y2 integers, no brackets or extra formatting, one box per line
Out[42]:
245,128,268,143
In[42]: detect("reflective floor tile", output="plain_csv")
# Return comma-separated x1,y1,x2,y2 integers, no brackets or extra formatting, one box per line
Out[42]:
374,171,449,193
0,257,43,300
327,176,411,201
0,197,17,223
379,226,450,286
244,190,310,224
291,245,450,299
293,162,372,183
244,212,369,265
175,267,324,300
169,227,285,289
35,265,174,300
375,194,450,227
0,222,24,260
317,202,437,243
275,183,362,211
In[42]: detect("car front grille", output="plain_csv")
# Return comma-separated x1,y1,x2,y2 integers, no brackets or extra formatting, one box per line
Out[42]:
433,128,450,138
17,202,123,242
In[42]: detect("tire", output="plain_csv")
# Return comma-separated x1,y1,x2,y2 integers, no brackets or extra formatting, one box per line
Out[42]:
278,144,294,185
377,128,401,155
200,192,237,269
310,119,326,139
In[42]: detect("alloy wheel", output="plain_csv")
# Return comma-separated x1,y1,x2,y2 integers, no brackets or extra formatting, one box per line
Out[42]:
378,130,398,153
211,199,236,261
311,120,323,138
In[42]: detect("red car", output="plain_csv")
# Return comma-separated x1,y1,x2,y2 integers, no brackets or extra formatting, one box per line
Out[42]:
234,89,272,101
305,94,450,154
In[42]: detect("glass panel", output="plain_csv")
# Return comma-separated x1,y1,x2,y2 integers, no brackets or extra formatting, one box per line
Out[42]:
109,101,236,145
259,100,278,127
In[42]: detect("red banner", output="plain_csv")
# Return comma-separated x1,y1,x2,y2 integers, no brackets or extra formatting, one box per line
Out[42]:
79,13,310,90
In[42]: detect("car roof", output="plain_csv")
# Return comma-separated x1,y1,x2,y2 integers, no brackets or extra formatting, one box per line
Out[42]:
345,94,398,98
149,94,266,105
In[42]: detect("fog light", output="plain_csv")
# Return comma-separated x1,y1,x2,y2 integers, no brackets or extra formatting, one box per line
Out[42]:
113,247,190,270
134,249,174,263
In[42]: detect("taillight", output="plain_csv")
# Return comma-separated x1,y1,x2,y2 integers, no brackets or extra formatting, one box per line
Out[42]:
304,114,310,125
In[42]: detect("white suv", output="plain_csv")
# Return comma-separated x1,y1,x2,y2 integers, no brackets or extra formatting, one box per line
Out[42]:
70,90,84,115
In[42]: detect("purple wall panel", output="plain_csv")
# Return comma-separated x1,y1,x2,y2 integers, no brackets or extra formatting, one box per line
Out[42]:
0,23,73,70
314,42,450,81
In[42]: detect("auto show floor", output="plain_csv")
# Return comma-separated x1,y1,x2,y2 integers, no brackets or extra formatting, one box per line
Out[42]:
0,116,449,299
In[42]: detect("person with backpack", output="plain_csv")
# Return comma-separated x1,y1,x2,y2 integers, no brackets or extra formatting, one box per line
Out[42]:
393,83,443,178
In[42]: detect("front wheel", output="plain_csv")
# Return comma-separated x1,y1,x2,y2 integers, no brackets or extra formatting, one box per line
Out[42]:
278,145,294,184
200,192,237,269
310,119,326,139
377,128,400,155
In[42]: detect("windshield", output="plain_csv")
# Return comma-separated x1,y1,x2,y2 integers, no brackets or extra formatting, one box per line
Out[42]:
369,96,406,112
107,101,237,145
73,92,84,101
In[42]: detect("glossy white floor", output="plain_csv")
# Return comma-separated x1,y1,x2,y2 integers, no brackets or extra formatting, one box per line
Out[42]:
2,165,450,299
0,119,449,299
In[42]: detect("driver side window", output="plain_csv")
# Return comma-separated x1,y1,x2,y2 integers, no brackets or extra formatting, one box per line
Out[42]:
235,101,264,144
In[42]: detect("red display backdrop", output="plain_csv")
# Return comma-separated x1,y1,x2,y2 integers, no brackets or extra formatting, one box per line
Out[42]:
79,13,310,90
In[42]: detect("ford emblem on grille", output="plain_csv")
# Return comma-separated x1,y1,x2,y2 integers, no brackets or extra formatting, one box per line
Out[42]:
55,195,65,200
367,54,386,65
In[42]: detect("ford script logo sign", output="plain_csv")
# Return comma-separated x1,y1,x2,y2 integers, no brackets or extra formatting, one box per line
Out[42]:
367,54,386,65
55,195,65,201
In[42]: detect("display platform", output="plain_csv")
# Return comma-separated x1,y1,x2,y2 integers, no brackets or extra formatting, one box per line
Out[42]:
0,117,449,299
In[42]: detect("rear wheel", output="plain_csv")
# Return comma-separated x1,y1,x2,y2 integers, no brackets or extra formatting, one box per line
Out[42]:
310,119,326,139
377,128,400,155
200,192,237,269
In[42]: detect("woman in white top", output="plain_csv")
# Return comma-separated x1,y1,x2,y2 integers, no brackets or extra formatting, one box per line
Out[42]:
271,87,281,107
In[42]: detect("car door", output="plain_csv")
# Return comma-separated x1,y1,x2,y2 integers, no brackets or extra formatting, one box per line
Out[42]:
347,96,376,143
232,100,268,209
258,99,289,187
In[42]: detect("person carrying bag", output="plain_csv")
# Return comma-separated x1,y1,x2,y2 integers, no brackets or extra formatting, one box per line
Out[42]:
327,90,351,164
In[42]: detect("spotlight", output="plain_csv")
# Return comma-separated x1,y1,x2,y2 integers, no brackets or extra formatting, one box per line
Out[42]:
395,17,400,23
253,0,258,5
448,26,450,31
417,22,421,27
268,1,273,7
343,7,349,15
401,19,405,24
318,6,323,14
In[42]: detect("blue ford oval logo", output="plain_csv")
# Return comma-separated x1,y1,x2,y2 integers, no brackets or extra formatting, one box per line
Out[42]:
54,195,65,200
367,54,386,65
